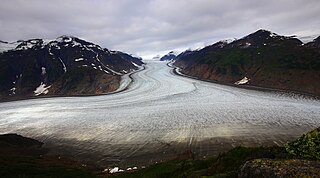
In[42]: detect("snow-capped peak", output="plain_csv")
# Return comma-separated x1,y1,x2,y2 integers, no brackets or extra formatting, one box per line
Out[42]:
15,39,43,50
55,35,75,43
0,41,21,53
221,38,236,44
110,50,120,55
269,32,279,38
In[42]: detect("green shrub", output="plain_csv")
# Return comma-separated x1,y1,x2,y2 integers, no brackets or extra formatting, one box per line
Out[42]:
285,128,320,160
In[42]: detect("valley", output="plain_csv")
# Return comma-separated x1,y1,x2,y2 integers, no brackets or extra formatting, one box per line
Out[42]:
0,61,319,169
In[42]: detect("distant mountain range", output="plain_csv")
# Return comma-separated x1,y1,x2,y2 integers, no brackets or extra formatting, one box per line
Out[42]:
0,36,143,100
172,29,320,96
160,51,176,61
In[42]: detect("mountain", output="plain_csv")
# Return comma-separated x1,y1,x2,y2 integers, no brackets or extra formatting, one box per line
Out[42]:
152,55,161,60
0,36,143,100
173,29,320,96
0,40,20,53
160,51,176,61
305,36,320,47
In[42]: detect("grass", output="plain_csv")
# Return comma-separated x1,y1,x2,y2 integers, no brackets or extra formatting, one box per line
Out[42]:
113,146,287,178
0,146,289,178
114,128,320,178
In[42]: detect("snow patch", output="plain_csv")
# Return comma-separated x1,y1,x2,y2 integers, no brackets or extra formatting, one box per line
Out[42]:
58,57,67,73
57,36,72,43
42,39,51,46
50,42,61,49
48,47,66,73
34,83,51,96
86,44,96,48
41,67,46,75
110,50,119,55
74,58,85,62
221,38,235,44
234,77,250,85
16,42,35,50
244,42,251,48
131,62,140,67
86,46,122,75
270,33,278,37
104,167,124,174
109,167,119,173
64,38,72,42
9,87,16,95
71,41,82,47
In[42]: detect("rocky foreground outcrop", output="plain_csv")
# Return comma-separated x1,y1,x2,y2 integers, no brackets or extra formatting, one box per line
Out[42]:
240,127,320,178
239,159,320,178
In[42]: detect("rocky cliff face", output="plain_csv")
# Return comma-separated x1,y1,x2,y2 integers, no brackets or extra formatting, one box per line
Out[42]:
173,30,320,96
0,36,143,100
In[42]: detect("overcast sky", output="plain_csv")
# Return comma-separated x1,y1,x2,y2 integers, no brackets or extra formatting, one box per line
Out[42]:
1,0,320,59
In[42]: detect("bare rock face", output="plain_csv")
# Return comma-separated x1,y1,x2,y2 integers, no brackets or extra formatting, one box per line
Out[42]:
239,159,320,178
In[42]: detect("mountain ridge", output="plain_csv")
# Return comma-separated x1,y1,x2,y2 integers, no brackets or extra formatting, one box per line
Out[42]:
173,29,320,96
160,51,177,61
0,36,143,101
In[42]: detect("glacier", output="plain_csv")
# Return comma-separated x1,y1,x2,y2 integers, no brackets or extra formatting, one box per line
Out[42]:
0,61,319,167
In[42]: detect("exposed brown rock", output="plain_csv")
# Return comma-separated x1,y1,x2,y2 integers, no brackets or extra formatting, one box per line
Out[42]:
174,30,320,96
239,159,320,178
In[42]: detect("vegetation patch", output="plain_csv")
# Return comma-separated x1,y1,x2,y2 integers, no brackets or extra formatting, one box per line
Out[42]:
285,127,320,160
1,128,319,178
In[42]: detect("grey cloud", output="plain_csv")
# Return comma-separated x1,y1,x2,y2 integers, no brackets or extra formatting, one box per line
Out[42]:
0,0,319,58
